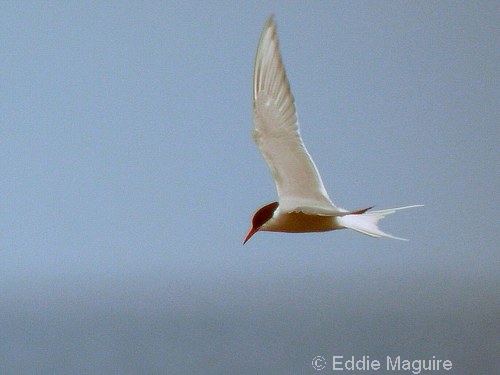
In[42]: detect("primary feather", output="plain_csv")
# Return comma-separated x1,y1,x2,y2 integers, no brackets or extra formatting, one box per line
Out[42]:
252,16,341,214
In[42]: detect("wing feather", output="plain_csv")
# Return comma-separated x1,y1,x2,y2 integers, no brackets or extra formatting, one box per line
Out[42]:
252,16,340,213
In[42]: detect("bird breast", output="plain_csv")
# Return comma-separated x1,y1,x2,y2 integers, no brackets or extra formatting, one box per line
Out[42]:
262,211,343,233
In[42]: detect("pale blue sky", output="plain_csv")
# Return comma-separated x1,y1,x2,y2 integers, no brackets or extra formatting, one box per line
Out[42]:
1,1,498,374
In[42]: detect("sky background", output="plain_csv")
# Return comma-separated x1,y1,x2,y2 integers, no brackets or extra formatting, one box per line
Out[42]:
1,1,498,374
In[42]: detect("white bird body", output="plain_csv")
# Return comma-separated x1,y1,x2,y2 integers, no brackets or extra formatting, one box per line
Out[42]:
262,210,343,233
244,16,422,244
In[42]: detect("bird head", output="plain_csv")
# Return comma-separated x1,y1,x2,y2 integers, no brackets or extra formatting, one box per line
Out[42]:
243,201,279,244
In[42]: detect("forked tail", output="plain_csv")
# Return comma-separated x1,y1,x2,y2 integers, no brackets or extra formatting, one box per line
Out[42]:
338,205,423,241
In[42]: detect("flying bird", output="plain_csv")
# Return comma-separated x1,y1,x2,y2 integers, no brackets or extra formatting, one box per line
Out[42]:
244,16,422,244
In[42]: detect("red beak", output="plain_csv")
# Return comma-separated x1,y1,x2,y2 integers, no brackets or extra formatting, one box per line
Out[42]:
243,227,258,245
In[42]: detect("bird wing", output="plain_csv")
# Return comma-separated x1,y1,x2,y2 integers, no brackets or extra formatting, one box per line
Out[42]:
252,16,341,214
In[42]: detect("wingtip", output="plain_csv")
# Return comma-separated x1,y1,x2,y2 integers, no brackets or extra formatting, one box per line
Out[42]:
263,14,277,33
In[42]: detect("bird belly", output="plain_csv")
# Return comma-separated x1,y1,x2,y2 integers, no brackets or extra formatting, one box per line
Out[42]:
263,212,343,233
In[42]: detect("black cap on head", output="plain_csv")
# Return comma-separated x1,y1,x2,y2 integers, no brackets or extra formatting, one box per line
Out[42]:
243,201,279,244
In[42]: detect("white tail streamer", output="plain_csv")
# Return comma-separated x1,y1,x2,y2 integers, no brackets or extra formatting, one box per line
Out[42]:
338,205,424,240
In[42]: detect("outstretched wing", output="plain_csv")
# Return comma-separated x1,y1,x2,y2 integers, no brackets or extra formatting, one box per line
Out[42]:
252,16,341,214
